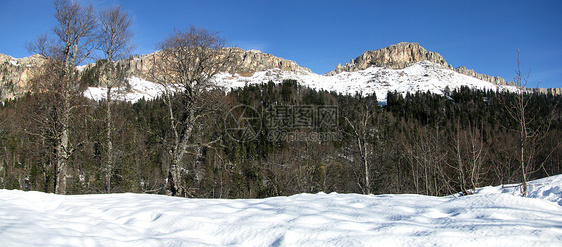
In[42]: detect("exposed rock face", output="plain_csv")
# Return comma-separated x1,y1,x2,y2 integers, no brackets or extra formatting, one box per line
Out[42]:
0,54,46,100
113,52,158,81
532,87,562,95
115,48,311,80
326,42,449,75
230,48,311,75
453,66,514,86
1,48,311,101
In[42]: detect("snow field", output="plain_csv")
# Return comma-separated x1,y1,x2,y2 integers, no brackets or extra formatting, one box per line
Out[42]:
84,61,518,104
84,76,166,103
1,174,562,246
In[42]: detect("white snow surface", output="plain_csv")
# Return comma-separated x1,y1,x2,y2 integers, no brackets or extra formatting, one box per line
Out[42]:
84,76,166,103
215,60,518,103
83,61,518,104
1,175,562,246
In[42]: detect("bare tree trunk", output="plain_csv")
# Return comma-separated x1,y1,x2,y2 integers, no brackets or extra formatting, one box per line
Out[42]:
97,5,134,193
515,52,529,196
345,116,371,195
520,106,528,196
454,126,467,193
55,88,70,194
363,142,370,195
469,125,484,191
105,87,113,193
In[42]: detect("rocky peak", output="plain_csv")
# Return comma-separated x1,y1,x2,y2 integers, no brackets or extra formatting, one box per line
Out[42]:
325,42,520,87
326,42,449,75
116,48,312,81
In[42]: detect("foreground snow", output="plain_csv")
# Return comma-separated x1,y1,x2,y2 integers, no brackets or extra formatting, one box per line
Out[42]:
1,175,562,246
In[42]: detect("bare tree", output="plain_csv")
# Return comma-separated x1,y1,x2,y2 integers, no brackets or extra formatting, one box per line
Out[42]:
503,51,556,196
402,125,452,196
97,5,134,193
345,115,372,195
152,25,238,196
344,96,379,195
26,0,97,194
450,121,488,194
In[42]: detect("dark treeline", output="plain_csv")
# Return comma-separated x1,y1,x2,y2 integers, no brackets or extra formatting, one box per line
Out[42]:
1,80,561,198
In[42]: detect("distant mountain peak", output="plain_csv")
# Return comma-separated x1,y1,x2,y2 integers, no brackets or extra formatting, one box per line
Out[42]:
325,42,517,87
326,42,448,76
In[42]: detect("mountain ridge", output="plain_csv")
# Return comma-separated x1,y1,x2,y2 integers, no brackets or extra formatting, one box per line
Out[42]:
108,48,312,81
2,42,561,102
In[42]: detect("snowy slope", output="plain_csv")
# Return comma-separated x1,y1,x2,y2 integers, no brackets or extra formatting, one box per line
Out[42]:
1,175,561,246
83,77,166,103
84,61,518,104
215,60,518,103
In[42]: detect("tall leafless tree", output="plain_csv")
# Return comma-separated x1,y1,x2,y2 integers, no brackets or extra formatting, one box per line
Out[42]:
450,121,488,194
26,0,97,194
345,114,372,195
344,96,380,195
503,51,556,197
97,5,134,193
402,125,452,196
152,25,238,196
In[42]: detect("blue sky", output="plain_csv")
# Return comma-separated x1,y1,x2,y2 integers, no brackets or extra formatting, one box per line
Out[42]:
1,0,561,88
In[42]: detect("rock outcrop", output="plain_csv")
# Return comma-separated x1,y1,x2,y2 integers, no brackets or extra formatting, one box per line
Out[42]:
326,42,449,75
0,54,46,100
114,48,311,80
230,48,311,75
453,66,514,86
532,87,562,95
1,48,311,101
325,42,531,88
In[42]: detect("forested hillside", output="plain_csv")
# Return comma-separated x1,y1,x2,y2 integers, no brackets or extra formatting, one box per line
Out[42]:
1,80,560,198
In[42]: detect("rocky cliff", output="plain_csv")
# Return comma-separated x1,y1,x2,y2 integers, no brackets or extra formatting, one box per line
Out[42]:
1,48,311,101
113,48,311,81
453,66,513,86
326,42,449,75
230,48,312,75
532,87,562,95
0,54,46,100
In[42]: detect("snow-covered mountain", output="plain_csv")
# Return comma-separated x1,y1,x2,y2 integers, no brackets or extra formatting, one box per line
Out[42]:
2,42,548,103
82,42,526,104
1,174,561,246
215,60,519,103
84,60,518,104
